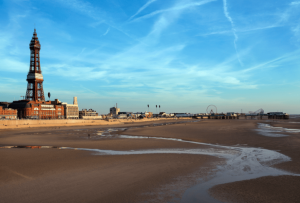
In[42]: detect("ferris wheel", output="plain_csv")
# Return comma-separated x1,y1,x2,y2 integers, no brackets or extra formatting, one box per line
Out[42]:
206,105,217,114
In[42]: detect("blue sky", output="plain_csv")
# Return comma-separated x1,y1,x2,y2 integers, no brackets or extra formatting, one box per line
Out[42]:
0,0,299,114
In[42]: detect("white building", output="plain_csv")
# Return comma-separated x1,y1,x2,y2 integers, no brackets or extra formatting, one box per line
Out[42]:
62,97,79,119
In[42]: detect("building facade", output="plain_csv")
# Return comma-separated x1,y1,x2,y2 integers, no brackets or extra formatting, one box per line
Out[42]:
0,106,18,119
110,107,120,116
62,97,79,119
79,109,98,118
10,100,64,119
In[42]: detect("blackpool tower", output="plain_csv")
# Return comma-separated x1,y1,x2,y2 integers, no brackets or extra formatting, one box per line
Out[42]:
25,29,45,101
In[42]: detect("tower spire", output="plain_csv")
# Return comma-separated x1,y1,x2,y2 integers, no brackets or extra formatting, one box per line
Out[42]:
25,29,45,101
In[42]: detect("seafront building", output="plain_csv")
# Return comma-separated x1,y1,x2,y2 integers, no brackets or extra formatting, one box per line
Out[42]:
79,109,98,118
8,29,64,119
110,104,120,116
61,97,79,119
0,106,18,119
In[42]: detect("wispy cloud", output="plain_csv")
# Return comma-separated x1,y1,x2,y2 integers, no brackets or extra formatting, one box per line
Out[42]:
54,0,139,42
290,1,300,5
0,58,28,73
222,0,243,66
128,0,158,21
130,0,216,23
198,30,231,36
241,49,300,73
56,0,103,21
103,27,110,36
292,24,300,41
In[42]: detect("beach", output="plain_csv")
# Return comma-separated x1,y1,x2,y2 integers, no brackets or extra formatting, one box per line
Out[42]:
1,118,300,202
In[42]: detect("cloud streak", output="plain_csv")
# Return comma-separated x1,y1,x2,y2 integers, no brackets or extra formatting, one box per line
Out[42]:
103,27,110,36
222,0,243,66
128,0,158,21
130,0,216,23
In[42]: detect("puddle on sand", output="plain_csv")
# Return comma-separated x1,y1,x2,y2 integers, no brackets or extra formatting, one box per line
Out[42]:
0,145,59,149
255,123,300,137
76,120,200,140
96,128,126,137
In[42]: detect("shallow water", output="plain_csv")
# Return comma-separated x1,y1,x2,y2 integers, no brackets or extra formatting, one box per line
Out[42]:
255,123,300,137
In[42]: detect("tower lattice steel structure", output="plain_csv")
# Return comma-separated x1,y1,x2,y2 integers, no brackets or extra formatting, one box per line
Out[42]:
25,29,45,101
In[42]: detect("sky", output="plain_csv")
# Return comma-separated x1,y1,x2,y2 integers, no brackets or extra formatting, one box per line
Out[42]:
0,0,300,114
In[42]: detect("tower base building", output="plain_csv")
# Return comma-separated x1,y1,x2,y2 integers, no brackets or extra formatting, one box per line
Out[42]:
9,29,64,119
10,100,64,119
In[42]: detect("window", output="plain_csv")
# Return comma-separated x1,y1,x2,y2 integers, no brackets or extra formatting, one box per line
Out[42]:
36,57,38,61
36,54,38,57
36,62,39,66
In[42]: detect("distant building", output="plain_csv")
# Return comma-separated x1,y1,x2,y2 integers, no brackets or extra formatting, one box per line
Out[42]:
226,112,236,116
110,104,120,116
115,112,132,119
174,113,194,117
118,112,132,116
79,109,98,118
0,106,17,119
133,112,152,118
267,112,289,119
61,97,79,119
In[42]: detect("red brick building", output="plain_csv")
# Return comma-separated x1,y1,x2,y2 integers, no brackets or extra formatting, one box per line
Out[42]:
9,100,64,119
0,106,18,119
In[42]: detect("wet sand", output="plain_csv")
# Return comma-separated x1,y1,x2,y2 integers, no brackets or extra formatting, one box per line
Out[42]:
1,119,300,202
210,175,300,203
0,120,220,203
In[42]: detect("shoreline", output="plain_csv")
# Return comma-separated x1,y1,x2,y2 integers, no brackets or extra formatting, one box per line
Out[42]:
0,117,193,130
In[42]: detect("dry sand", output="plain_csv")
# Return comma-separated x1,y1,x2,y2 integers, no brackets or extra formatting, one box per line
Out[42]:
1,118,300,202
